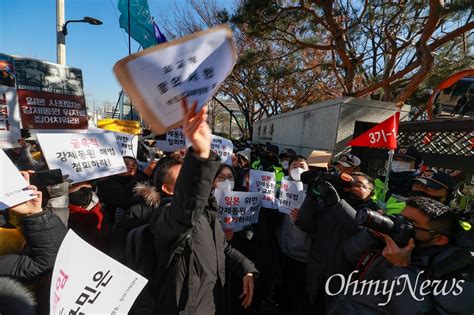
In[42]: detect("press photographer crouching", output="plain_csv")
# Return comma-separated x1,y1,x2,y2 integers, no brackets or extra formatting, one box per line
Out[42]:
328,197,474,314
296,169,379,313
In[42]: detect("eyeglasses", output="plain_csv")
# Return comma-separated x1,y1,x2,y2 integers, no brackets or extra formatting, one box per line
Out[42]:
215,173,234,182
412,225,445,236
353,182,372,191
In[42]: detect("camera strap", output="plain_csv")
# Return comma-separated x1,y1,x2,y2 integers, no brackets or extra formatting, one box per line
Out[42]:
355,250,381,280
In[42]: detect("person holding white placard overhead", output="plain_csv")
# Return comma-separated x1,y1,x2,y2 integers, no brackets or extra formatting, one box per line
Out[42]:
0,172,68,314
279,155,313,315
149,99,258,315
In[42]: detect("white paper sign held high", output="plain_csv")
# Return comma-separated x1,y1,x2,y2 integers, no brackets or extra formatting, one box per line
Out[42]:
113,25,237,134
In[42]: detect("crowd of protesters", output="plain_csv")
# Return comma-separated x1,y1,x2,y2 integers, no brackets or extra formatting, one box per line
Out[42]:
1,100,473,315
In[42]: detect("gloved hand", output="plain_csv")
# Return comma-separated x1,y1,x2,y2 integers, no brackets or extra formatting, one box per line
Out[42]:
319,181,341,206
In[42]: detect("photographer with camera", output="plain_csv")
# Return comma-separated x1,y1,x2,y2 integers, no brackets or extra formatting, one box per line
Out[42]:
329,196,474,314
296,169,379,313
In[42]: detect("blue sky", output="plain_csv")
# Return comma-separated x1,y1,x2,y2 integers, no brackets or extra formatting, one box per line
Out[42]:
0,0,235,108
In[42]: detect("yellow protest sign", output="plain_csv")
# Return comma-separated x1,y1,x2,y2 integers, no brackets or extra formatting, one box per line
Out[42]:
97,118,142,135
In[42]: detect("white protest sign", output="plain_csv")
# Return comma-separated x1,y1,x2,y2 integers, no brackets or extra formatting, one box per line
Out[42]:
37,133,127,183
249,169,277,209
186,134,233,165
210,134,233,165
0,150,35,210
155,127,186,152
50,230,147,315
114,131,138,158
278,178,306,214
214,189,261,232
114,25,237,134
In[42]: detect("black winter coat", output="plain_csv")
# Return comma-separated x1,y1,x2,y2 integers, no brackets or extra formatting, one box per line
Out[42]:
0,210,67,280
328,229,474,314
297,196,378,304
149,148,258,315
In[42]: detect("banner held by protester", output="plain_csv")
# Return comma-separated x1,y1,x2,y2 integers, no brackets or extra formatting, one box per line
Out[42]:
37,133,127,183
186,134,233,165
113,25,237,134
113,131,138,157
214,189,261,232
0,54,22,148
13,56,88,130
0,149,35,210
278,178,306,214
155,127,186,152
50,230,147,315
249,169,278,209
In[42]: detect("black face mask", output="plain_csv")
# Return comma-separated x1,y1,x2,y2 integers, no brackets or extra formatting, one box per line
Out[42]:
409,190,444,202
69,187,93,208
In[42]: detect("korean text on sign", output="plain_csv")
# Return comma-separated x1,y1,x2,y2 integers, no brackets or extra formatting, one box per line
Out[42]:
214,189,262,232
50,230,147,314
114,25,237,134
278,178,306,214
37,133,127,183
155,127,186,152
249,169,278,209
113,131,138,157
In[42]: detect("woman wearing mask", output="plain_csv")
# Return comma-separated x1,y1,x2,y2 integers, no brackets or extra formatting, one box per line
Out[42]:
280,156,313,315
213,164,237,241
212,164,259,314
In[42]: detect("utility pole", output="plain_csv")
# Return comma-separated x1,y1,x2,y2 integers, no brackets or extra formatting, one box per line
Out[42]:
56,0,66,65
229,110,233,140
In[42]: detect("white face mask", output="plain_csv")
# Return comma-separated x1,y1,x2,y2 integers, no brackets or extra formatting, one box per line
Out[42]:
290,168,306,181
281,161,289,170
391,160,412,173
215,179,235,191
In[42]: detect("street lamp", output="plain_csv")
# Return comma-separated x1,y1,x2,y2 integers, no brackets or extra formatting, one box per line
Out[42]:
56,12,103,65
62,17,103,36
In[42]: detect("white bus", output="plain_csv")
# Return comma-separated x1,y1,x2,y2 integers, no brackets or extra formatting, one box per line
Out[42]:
435,77,474,108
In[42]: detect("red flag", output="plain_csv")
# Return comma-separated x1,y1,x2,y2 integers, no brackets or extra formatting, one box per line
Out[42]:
347,112,400,149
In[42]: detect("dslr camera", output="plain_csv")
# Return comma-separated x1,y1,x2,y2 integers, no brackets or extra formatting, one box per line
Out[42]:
356,209,415,247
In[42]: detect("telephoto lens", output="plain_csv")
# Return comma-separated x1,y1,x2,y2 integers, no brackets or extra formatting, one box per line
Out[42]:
356,209,415,246
356,209,395,234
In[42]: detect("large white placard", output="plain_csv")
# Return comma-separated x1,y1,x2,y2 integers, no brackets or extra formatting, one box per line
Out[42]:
214,189,262,232
155,127,186,152
114,25,237,134
114,131,138,158
278,178,306,214
249,169,277,209
50,230,147,315
0,149,35,210
37,133,127,183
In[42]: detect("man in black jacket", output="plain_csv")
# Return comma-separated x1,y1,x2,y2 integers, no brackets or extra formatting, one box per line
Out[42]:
297,172,378,313
149,99,258,315
329,197,474,314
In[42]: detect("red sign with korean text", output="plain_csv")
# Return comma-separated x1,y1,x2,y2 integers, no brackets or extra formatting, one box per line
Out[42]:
347,112,400,150
17,90,88,129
